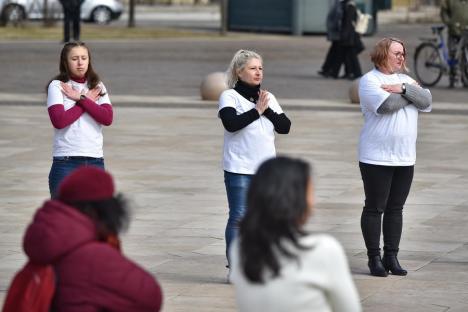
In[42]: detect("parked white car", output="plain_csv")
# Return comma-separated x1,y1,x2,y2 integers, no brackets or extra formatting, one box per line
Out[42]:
0,0,123,25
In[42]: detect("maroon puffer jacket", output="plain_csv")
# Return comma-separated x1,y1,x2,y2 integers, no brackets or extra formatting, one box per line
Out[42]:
23,200,162,312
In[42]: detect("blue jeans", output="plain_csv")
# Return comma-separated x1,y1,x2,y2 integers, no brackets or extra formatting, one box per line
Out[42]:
49,156,105,198
224,171,252,264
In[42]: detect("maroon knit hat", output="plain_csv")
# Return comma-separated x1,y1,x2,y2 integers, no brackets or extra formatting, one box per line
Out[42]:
58,166,115,202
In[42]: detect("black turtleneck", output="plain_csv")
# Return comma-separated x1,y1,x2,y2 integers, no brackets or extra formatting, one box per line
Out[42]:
234,80,261,103
219,80,291,134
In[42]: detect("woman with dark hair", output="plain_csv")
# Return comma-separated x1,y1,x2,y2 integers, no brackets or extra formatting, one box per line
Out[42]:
358,38,432,277
229,157,361,312
46,41,113,198
23,166,163,311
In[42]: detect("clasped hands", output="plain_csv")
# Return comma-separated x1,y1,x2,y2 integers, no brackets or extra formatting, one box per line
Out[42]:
60,82,101,103
256,89,270,115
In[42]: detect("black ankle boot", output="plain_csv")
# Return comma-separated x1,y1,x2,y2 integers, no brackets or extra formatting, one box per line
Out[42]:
382,255,407,276
368,255,388,277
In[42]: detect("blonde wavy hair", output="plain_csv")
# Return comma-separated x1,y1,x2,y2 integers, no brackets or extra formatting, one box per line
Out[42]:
225,49,263,88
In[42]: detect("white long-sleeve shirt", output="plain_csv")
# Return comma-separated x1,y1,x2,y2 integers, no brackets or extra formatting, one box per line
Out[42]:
229,234,361,312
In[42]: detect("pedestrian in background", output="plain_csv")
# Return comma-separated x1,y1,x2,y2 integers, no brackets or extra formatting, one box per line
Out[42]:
440,0,468,86
218,49,291,271
318,0,344,78
319,0,363,79
358,38,432,277
46,41,113,198
59,0,85,43
23,166,163,311
340,0,363,80
230,157,361,312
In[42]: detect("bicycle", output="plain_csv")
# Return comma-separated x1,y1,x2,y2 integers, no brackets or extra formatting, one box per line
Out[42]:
414,25,468,88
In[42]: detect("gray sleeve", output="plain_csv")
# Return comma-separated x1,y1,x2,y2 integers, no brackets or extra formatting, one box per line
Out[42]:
376,94,410,114
402,84,432,110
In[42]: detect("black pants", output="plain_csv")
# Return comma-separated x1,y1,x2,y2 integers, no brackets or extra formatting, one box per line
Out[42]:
63,7,81,42
343,47,362,78
321,41,343,77
359,162,414,257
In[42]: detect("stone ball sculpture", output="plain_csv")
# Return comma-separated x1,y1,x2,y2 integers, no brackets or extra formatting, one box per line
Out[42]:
200,72,228,101
348,78,361,104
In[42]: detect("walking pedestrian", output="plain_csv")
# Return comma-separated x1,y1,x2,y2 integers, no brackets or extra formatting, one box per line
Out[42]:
229,157,361,312
218,49,291,270
59,0,84,43
340,0,363,79
358,38,432,277
46,41,113,198
318,0,344,78
319,0,363,79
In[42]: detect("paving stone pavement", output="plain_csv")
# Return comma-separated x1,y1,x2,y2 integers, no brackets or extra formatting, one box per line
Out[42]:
1,15,468,312
0,100,467,311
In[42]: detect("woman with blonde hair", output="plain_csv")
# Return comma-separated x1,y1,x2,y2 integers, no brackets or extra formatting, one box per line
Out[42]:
358,37,432,277
218,49,291,269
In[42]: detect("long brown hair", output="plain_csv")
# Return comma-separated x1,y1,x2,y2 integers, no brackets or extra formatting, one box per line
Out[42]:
46,41,101,91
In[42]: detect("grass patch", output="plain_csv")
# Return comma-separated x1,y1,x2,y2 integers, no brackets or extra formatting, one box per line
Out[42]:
0,23,219,40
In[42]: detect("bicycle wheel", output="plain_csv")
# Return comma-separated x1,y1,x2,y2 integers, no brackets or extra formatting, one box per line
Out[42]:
460,45,468,87
414,43,443,87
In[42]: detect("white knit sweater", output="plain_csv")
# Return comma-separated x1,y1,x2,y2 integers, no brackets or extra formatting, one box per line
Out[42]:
229,234,361,312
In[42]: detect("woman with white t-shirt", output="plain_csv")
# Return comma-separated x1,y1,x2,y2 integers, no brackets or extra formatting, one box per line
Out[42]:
358,38,432,277
46,41,113,198
230,157,361,312
218,50,291,267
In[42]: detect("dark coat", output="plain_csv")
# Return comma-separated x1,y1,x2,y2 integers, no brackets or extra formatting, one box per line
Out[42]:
340,1,358,47
326,0,344,41
23,200,163,312
59,0,85,11
441,0,468,37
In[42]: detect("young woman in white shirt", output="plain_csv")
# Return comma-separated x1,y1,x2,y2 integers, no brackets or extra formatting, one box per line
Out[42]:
358,37,432,277
46,42,113,198
218,50,291,268
229,157,361,312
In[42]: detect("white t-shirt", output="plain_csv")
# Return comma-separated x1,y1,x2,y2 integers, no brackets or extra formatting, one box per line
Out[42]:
229,234,362,312
218,89,283,175
358,68,432,166
47,79,111,158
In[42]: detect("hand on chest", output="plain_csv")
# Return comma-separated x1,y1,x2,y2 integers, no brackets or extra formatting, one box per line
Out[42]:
63,82,88,108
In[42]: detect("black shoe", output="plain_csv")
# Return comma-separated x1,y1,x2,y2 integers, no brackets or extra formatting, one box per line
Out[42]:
340,74,361,80
382,255,407,276
318,70,332,78
368,255,388,277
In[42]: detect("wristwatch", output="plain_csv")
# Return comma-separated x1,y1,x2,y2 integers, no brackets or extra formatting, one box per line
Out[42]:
401,83,406,94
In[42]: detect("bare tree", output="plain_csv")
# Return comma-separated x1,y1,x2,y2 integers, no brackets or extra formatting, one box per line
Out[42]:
128,0,135,27
43,0,50,26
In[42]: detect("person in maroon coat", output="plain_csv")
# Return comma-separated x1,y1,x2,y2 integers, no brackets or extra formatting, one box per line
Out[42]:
23,167,163,312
